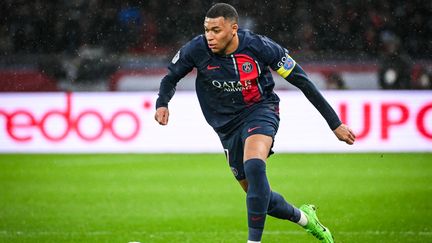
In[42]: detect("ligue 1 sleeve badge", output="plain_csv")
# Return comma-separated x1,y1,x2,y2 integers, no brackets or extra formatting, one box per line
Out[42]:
283,57,295,70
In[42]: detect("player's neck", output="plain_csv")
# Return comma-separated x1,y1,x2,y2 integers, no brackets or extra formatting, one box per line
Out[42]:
223,34,239,55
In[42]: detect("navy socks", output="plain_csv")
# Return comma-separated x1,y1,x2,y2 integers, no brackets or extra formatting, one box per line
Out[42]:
267,191,301,223
244,158,271,241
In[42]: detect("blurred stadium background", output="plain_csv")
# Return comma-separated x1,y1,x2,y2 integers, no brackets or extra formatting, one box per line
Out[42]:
0,0,431,242
0,0,431,91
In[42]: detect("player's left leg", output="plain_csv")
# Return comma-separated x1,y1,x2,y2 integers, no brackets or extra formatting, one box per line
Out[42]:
239,180,306,226
299,204,334,243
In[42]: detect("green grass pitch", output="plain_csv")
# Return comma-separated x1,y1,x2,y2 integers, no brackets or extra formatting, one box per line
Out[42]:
0,153,431,243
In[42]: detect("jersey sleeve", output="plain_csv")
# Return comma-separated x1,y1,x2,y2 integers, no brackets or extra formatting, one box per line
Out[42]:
251,35,297,78
286,64,342,130
253,35,341,130
156,42,195,108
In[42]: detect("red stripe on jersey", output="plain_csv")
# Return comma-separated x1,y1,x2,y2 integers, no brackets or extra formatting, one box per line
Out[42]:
234,54,261,105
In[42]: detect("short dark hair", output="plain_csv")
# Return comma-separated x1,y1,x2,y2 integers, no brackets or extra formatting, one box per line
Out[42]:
206,3,238,23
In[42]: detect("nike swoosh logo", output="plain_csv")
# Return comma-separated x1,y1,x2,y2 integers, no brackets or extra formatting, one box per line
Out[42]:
317,221,327,232
251,216,263,221
207,65,220,70
248,126,261,133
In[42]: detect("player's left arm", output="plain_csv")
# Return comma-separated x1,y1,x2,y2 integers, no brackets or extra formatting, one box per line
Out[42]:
333,123,356,145
253,35,355,144
278,62,356,145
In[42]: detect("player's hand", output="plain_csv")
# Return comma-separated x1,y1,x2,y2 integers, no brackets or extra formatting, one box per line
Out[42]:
155,107,169,125
333,123,356,145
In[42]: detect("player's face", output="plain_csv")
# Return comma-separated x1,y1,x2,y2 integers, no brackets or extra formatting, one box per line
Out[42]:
204,17,238,55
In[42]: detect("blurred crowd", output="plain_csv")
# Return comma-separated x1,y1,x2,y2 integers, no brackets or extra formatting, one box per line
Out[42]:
0,0,431,91
0,0,431,59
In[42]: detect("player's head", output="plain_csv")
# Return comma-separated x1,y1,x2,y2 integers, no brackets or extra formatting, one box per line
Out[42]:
204,3,239,55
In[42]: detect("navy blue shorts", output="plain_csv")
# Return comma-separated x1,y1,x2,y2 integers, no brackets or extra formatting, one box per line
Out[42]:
216,104,280,180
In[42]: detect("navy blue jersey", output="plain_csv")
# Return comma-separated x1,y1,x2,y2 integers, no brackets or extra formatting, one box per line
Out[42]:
156,29,341,132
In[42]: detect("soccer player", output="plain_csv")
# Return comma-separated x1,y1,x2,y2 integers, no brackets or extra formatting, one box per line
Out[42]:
155,3,355,243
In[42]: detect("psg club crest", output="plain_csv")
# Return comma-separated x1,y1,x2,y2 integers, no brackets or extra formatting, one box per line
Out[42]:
242,62,253,73
230,167,238,177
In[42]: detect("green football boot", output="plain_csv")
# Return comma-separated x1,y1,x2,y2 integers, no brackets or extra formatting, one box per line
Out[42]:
299,204,334,243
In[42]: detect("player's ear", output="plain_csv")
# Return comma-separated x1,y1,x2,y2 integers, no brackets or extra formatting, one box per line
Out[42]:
231,23,238,35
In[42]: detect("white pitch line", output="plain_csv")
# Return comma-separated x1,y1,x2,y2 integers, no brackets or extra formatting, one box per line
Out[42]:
265,230,432,236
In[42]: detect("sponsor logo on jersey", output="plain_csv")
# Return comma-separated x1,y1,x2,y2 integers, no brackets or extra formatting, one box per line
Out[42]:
211,80,253,92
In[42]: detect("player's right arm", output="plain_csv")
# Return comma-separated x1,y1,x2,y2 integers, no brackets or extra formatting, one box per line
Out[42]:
155,42,195,125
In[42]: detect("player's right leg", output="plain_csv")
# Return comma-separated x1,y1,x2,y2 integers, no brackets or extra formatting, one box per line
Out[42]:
239,180,334,242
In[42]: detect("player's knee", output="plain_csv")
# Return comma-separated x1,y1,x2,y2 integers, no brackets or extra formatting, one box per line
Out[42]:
244,158,266,180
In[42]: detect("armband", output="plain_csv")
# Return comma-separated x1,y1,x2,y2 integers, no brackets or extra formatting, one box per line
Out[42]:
276,55,296,78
